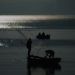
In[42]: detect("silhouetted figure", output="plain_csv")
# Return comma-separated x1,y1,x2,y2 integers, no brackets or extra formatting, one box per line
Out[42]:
46,35,50,39
45,50,55,58
37,33,41,39
36,32,50,40
26,38,32,58
41,32,45,40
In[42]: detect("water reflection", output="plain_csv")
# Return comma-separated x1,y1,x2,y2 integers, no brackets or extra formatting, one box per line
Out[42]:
27,60,61,75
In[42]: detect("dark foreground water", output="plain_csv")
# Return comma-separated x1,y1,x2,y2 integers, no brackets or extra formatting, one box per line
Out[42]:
0,40,75,75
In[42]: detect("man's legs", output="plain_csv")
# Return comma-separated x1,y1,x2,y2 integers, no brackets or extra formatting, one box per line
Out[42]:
28,49,31,58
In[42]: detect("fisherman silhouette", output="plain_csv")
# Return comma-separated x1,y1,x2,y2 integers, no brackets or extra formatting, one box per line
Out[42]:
41,32,45,40
45,50,55,58
26,38,32,58
37,32,41,39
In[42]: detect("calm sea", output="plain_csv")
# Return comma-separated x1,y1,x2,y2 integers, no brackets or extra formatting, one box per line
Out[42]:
0,15,75,75
0,42,75,75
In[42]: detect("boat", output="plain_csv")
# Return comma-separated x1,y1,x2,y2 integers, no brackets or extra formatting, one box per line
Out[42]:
36,32,50,40
27,55,61,68
27,55,61,75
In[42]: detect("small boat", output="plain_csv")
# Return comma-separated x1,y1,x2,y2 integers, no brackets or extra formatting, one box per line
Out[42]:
28,55,61,68
36,32,50,40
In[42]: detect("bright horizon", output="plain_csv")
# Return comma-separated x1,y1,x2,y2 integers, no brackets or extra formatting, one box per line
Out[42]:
0,15,74,29
0,15,75,23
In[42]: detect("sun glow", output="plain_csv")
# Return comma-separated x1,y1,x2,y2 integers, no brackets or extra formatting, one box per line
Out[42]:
0,15,75,23
0,15,75,29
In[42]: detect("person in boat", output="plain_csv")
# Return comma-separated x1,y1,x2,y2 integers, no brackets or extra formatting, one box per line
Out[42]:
46,34,50,39
45,50,55,58
37,32,41,39
26,38,32,58
41,32,45,40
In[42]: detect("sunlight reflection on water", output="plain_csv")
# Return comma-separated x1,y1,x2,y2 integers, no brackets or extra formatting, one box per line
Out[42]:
0,15,75,29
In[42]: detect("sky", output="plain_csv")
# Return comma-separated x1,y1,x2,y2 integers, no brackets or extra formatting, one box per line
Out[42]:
0,0,75,15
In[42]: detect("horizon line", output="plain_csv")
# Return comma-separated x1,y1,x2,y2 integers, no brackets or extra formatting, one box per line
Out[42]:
0,15,75,23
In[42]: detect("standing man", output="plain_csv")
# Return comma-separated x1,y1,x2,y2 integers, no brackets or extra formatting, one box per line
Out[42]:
26,38,32,58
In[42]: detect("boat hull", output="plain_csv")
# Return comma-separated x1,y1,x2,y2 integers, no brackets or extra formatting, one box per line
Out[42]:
27,55,61,68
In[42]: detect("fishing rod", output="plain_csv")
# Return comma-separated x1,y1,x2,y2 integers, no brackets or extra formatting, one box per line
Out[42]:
17,30,26,39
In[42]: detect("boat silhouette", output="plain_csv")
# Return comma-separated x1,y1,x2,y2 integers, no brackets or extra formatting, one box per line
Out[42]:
27,57,61,75
36,32,50,40
28,55,61,68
